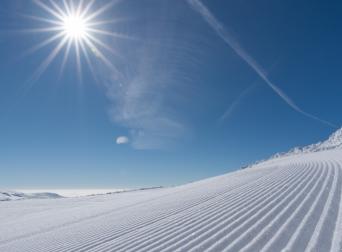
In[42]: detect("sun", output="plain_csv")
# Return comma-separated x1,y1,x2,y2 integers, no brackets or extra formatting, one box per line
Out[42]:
62,15,88,40
25,0,126,80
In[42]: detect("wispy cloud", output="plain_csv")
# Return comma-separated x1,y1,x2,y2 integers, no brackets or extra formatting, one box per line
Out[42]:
104,41,190,149
187,0,337,128
101,2,197,149
219,83,258,122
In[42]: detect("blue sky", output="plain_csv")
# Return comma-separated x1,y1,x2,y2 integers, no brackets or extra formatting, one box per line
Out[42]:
0,0,341,189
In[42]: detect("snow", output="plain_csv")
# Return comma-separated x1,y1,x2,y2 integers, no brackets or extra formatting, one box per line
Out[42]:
249,127,342,167
0,190,62,202
1,129,342,251
18,189,126,198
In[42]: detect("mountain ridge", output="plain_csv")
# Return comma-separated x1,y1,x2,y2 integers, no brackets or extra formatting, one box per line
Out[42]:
248,127,342,168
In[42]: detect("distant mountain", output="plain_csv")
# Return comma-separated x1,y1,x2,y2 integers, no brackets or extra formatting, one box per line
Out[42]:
0,190,62,201
248,127,342,168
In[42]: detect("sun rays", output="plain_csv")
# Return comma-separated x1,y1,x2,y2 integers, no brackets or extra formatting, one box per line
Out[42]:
25,0,125,81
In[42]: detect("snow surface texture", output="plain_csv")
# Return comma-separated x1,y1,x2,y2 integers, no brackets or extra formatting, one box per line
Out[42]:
1,129,342,251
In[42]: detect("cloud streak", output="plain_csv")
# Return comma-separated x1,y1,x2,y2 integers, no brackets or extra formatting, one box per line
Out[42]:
219,83,258,122
187,0,336,128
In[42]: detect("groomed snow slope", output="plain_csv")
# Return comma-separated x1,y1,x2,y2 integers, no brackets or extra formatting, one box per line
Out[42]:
1,150,342,251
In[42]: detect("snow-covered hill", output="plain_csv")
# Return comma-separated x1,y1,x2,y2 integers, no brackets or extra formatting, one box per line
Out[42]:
0,129,342,251
250,127,342,167
0,190,62,201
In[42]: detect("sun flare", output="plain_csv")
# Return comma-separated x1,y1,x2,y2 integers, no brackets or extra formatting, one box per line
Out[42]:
26,0,126,80
62,15,88,40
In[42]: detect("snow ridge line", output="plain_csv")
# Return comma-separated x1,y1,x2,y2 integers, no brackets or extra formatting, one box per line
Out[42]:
95,163,306,252
221,162,326,252
237,161,331,252
49,166,286,252
261,161,329,252
330,159,342,252
0,168,273,250
187,162,321,252
5,166,277,252
3,167,259,246
151,164,311,252
272,160,334,252
305,160,340,251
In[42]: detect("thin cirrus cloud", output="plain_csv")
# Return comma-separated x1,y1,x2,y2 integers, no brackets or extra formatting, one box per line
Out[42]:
187,0,337,128
102,2,196,150
219,83,259,122
105,43,187,150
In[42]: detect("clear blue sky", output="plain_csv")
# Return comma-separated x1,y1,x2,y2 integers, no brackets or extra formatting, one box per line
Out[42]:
0,0,341,189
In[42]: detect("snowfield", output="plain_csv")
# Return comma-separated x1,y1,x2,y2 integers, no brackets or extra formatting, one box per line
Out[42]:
1,130,342,251
0,191,62,202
